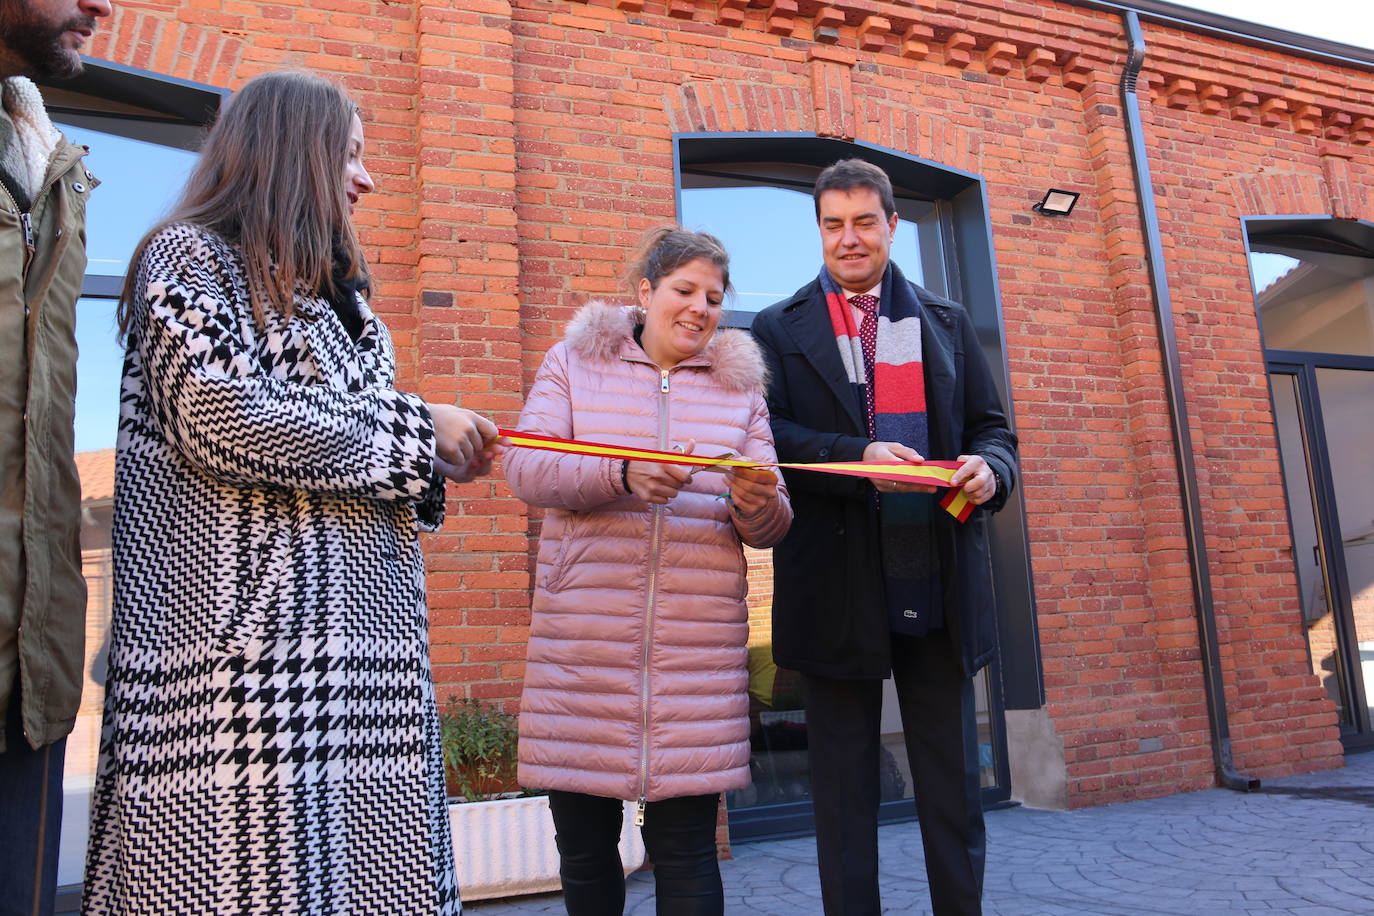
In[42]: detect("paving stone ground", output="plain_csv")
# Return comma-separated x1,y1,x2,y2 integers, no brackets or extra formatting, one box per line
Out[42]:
466,750,1374,915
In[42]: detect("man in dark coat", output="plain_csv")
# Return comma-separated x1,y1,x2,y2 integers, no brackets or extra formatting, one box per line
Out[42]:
752,158,1018,916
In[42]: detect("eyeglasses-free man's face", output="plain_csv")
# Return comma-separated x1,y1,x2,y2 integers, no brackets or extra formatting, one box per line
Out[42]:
817,186,899,295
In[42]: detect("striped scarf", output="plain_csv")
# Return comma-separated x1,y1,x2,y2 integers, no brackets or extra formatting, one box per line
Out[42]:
821,262,940,636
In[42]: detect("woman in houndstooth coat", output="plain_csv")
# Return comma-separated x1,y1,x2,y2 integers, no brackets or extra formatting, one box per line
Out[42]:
82,72,497,915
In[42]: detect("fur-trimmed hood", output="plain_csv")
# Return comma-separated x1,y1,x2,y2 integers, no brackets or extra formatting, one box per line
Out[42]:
563,300,768,393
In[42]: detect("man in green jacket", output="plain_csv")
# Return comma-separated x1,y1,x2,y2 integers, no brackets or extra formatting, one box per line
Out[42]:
0,1,112,913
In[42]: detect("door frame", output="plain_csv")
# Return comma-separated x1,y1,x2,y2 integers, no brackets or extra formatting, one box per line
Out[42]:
1267,353,1374,749
673,134,1025,840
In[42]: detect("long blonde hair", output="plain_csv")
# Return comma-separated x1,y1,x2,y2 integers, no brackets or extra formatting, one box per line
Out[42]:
118,70,366,336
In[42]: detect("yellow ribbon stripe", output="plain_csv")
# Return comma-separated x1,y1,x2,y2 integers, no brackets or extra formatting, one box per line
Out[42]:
500,430,757,470
499,429,976,522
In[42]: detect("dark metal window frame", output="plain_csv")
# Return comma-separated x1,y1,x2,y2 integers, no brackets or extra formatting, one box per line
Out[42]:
42,56,226,126
39,58,225,299
1245,214,1374,751
673,132,1039,838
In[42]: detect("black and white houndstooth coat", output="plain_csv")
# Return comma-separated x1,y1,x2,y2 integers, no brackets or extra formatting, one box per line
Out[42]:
83,223,462,915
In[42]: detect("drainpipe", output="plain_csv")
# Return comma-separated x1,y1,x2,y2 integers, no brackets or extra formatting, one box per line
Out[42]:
1118,10,1260,792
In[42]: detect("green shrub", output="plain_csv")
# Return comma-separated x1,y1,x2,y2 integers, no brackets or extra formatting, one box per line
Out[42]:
438,696,519,802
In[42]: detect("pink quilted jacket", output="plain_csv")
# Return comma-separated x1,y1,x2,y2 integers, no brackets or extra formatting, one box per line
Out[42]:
505,301,792,807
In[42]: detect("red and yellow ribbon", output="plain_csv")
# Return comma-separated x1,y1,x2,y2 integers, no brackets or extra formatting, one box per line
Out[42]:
499,430,975,522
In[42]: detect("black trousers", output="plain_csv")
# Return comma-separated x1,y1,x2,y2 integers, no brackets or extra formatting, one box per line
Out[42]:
546,790,723,916
0,689,66,916
801,633,986,916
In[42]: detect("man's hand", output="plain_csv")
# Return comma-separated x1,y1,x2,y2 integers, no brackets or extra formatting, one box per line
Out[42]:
863,440,938,494
429,404,499,469
726,466,779,518
949,454,997,505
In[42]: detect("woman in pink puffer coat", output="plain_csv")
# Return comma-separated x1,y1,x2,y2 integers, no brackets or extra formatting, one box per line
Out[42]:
504,228,792,915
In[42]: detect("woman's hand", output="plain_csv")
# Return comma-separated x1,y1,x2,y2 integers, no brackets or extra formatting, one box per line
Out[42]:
434,440,504,484
625,460,693,504
429,404,498,467
428,404,501,482
727,466,779,519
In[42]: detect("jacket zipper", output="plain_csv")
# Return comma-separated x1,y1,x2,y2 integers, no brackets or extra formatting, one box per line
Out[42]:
20,211,34,258
0,184,30,274
635,367,673,825
2,144,85,281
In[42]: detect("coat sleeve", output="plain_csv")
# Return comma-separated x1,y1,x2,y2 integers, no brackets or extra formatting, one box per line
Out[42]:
413,469,448,531
130,224,438,501
730,391,793,548
957,309,1018,515
751,306,872,501
503,343,624,511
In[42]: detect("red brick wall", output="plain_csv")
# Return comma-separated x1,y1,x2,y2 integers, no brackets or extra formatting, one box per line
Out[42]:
88,0,1369,807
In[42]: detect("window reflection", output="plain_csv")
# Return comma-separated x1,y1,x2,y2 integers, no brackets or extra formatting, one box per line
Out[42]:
73,297,121,453
56,121,197,279
1269,374,1349,725
1316,368,1374,732
1250,227,1374,743
54,117,197,889
62,296,120,885
680,166,947,324
1252,245,1374,357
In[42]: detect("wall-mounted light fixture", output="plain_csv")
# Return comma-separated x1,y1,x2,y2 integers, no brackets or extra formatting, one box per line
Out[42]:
1032,188,1080,216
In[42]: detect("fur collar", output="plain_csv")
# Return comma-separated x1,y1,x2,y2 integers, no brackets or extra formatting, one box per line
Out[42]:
0,77,60,200
564,300,768,393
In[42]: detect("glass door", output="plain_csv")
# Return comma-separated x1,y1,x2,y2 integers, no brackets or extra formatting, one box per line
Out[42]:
1268,362,1374,743
1314,367,1374,738
1250,224,1374,748
678,160,1011,838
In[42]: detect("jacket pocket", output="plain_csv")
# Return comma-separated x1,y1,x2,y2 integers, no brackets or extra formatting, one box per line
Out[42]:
541,511,582,594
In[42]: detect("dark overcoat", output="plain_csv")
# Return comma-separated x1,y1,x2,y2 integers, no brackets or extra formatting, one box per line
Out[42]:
751,277,1018,680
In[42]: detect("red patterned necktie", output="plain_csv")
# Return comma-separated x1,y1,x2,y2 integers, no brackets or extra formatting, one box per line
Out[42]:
850,293,879,435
